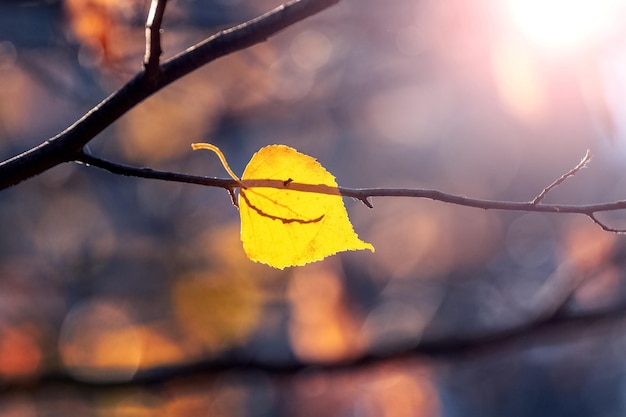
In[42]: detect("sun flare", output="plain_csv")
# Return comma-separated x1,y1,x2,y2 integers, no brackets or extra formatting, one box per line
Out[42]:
506,0,623,50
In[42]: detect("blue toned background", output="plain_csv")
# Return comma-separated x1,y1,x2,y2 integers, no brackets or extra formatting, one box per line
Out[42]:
0,0,625,415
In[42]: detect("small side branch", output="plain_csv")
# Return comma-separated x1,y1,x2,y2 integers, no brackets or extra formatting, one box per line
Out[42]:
589,212,626,233
144,0,168,79
532,150,591,204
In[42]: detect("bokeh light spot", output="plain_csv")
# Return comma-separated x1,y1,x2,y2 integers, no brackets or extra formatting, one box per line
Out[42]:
290,30,333,71
364,82,452,148
505,213,555,268
288,264,364,362
59,301,143,382
173,270,264,354
0,325,41,379
492,40,547,124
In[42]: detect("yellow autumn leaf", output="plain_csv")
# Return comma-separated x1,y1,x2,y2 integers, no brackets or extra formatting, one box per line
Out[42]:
240,145,374,269
192,143,374,269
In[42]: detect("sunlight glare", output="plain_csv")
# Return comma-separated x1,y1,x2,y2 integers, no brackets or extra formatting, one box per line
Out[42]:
507,0,622,50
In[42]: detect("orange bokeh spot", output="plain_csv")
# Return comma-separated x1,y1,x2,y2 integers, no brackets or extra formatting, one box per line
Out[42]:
0,326,41,378
59,301,143,382
288,264,364,363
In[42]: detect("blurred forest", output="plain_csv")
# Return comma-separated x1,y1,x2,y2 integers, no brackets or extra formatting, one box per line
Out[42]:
1,0,626,415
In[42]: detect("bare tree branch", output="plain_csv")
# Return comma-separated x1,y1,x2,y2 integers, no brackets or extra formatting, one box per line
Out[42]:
76,152,626,233
0,0,340,191
2,302,624,393
144,0,168,80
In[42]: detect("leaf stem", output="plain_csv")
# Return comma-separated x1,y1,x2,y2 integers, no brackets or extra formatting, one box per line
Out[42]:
191,143,242,184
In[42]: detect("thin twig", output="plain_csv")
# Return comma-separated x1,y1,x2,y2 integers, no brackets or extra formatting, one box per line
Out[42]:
76,153,626,233
590,212,626,233
532,150,591,204
77,153,234,190
144,0,168,80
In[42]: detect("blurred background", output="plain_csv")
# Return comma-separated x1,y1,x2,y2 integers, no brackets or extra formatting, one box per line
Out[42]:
1,0,626,415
